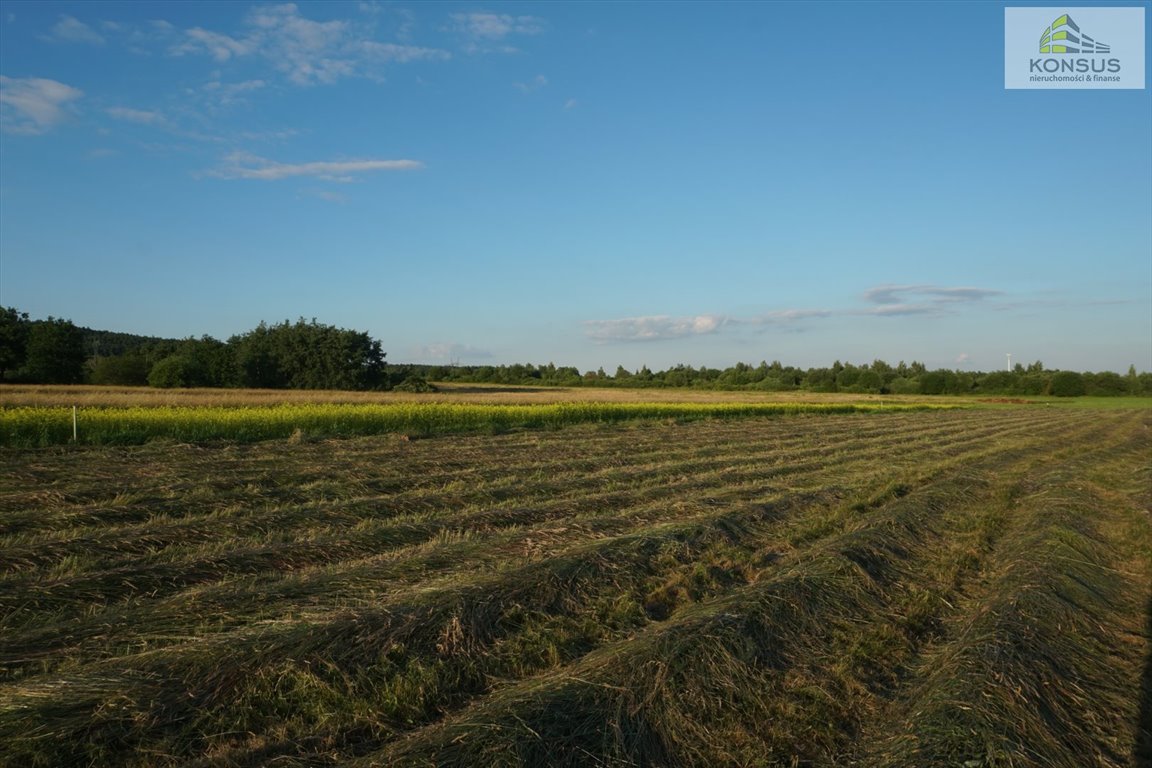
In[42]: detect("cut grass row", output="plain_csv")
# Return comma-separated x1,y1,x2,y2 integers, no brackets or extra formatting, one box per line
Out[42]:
0,400,952,447
2,409,1148,766
0,411,1047,632
360,412,1151,768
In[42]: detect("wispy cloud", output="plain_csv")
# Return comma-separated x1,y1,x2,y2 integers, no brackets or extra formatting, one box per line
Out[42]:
450,12,545,40
753,308,836,323
298,188,348,204
0,76,83,134
174,27,252,62
171,4,449,86
82,17,178,55
207,151,422,181
514,74,547,92
863,284,1002,306
46,15,104,45
586,284,1007,343
856,284,1003,318
450,11,545,53
356,40,450,64
200,78,267,108
586,314,728,343
106,106,168,125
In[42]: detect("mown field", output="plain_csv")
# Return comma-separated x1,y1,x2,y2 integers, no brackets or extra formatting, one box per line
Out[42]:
1,401,1150,766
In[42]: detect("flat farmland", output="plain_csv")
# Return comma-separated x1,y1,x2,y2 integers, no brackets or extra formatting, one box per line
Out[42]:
1,405,1149,766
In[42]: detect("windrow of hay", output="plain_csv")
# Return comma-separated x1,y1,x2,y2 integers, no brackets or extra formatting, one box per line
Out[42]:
0,495,812,765
0,409,1146,767
0,412,1047,672
360,465,1005,767
860,433,1152,768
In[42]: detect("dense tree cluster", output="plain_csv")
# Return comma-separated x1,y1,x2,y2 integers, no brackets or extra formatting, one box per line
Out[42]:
1,310,386,390
1,306,1149,396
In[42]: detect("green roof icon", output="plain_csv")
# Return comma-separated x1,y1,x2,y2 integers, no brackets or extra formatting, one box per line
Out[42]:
1040,14,1110,54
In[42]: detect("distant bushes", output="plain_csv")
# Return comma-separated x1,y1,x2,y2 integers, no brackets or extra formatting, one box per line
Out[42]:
408,359,1152,398
2,305,1150,396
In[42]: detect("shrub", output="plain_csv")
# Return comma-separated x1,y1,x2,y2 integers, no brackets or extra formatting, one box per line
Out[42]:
90,353,150,386
148,356,196,388
1049,371,1086,398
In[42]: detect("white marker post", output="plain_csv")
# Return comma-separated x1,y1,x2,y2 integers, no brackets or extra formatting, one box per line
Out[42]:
72,406,78,443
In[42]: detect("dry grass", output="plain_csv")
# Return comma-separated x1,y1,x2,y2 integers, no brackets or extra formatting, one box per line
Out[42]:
0,382,935,408
0,408,1148,766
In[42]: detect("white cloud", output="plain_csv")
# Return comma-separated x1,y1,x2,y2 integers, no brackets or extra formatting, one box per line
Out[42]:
299,188,347,204
173,27,253,61
0,76,83,134
514,74,547,92
450,12,545,40
85,17,178,54
585,284,1007,342
357,40,450,64
864,284,1002,305
207,151,422,181
754,309,836,323
236,127,298,142
106,106,167,125
856,285,1004,318
248,4,352,84
201,78,267,107
48,15,105,44
586,314,728,342
450,11,545,54
859,303,942,317
171,4,449,86
564,98,578,110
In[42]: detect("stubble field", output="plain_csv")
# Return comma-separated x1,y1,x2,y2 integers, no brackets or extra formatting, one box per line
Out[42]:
1,399,1149,767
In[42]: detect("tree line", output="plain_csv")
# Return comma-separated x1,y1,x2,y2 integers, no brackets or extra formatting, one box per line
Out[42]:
405,359,1152,397
0,309,385,390
1,307,1149,396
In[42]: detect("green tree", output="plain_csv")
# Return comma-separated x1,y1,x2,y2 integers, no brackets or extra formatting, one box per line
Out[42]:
229,319,385,390
978,371,1017,395
90,352,150,386
851,369,883,393
148,355,196,388
25,317,86,384
805,368,837,392
1084,371,1126,397
1049,370,1086,397
919,370,948,395
0,307,30,380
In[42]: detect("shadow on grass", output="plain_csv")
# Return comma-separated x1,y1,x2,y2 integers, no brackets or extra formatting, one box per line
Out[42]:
1137,591,1152,768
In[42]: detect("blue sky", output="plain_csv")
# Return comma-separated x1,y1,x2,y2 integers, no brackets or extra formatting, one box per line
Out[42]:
1,1,1149,373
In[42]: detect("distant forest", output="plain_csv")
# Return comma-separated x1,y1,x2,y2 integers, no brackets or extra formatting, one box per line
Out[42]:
1,308,1149,397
